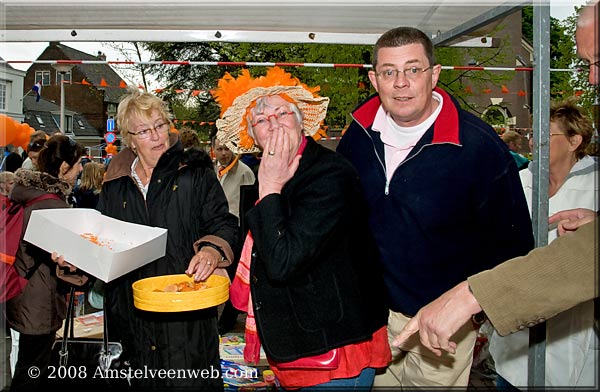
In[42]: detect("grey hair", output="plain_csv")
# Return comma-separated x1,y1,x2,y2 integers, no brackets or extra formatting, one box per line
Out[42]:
246,96,304,140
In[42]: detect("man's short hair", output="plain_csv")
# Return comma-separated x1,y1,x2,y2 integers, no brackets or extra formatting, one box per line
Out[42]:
372,27,436,69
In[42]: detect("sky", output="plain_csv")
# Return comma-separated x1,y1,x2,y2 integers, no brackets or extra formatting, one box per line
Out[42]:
0,0,587,87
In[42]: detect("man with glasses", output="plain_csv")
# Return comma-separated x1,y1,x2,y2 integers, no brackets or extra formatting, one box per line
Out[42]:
337,26,534,387
577,0,599,86
391,0,599,368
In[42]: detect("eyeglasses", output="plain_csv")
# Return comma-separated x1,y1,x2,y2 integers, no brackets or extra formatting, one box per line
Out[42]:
129,121,170,139
251,110,295,129
28,141,45,151
375,66,432,82
549,133,567,137
579,60,600,72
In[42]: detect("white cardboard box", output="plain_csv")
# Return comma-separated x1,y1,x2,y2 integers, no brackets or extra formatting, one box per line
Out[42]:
24,208,168,282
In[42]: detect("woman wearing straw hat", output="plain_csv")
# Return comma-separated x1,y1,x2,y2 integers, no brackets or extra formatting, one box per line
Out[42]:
214,67,391,390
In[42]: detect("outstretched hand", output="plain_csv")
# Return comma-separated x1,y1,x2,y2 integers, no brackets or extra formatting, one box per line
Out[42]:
549,208,596,236
392,281,482,356
51,252,77,272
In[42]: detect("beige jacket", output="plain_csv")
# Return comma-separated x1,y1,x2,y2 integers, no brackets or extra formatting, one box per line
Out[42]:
468,219,597,336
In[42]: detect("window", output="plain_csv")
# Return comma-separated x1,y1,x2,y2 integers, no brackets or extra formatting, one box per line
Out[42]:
65,115,73,133
55,70,72,85
0,82,6,111
35,71,51,86
35,115,45,127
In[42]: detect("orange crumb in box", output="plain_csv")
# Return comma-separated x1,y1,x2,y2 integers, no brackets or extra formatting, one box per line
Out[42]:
80,232,113,250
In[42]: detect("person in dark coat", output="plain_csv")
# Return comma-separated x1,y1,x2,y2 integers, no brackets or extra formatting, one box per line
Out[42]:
72,161,105,209
97,87,238,391
6,135,88,392
213,67,390,390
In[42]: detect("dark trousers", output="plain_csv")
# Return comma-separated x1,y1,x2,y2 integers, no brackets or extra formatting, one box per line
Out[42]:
11,332,56,391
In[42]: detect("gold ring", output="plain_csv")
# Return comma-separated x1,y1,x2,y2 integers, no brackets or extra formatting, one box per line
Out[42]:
268,150,275,156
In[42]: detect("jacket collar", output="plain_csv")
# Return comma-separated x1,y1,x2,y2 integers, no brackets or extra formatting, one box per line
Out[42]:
352,87,460,145
104,133,182,182
11,168,70,203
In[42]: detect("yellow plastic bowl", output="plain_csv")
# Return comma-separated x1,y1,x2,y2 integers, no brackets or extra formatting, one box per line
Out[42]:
132,274,229,312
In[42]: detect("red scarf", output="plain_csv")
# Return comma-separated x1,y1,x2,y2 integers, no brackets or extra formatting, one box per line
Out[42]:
229,135,307,364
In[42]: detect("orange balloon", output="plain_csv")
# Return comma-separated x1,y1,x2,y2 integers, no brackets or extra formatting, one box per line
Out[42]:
0,114,17,146
105,144,118,155
14,124,33,150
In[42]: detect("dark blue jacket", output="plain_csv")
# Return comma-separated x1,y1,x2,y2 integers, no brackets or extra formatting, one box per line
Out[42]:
337,88,534,316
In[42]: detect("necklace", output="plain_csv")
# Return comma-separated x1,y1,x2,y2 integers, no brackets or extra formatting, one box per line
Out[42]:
137,159,153,184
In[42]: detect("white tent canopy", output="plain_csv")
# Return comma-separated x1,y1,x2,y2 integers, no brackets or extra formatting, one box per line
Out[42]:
1,0,527,45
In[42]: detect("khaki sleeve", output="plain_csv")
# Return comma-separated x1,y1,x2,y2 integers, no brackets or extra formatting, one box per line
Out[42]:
468,219,597,336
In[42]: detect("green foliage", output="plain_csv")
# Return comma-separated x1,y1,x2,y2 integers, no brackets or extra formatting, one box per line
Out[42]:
521,6,594,116
435,27,512,115
131,5,593,131
141,42,372,132
481,106,507,126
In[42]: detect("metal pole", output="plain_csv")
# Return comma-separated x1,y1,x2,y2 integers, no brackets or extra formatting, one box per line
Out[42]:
59,71,65,134
528,3,551,388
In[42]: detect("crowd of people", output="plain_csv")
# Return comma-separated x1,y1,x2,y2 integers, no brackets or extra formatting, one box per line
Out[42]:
1,0,598,390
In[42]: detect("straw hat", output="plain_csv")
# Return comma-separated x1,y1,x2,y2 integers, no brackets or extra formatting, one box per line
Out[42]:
213,67,329,154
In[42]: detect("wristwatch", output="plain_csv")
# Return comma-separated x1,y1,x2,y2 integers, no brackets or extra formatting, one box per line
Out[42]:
467,283,486,325
472,311,487,325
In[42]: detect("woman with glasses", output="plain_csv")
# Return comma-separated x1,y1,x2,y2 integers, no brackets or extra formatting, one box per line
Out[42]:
6,135,88,391
96,87,238,390
490,100,598,389
214,67,390,390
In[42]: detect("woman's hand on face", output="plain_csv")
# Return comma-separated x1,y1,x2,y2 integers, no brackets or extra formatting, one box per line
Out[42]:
185,246,220,282
258,125,301,198
51,252,77,272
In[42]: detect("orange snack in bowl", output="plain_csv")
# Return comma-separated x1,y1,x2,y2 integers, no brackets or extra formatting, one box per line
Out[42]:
158,281,209,292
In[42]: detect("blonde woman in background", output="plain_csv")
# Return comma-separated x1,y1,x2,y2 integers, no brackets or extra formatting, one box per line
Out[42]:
72,161,105,209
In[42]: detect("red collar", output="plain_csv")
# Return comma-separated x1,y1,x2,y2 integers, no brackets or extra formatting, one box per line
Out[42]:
353,87,460,145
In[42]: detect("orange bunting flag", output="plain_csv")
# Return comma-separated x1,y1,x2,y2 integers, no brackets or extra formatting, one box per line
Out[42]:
138,84,145,90
483,88,492,94
464,86,473,94
119,81,127,88
518,90,527,97
501,85,509,93
574,90,584,96
81,79,91,85
192,90,201,97
175,89,184,94
154,88,164,93
99,78,108,87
